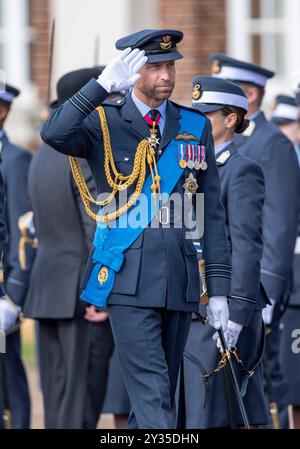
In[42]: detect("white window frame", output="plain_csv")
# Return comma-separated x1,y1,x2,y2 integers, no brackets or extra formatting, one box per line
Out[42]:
227,0,300,92
0,0,35,88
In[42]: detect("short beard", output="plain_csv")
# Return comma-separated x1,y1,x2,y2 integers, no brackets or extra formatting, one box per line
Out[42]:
139,82,175,102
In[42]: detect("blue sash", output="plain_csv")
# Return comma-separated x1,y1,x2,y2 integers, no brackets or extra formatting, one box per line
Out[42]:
81,108,206,307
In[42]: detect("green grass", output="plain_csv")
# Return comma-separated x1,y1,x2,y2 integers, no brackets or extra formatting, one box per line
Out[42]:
22,340,36,366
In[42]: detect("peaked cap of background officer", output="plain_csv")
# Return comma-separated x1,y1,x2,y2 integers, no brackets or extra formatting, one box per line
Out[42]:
54,66,105,106
209,53,274,88
191,76,248,114
0,83,20,105
116,29,183,63
271,94,299,125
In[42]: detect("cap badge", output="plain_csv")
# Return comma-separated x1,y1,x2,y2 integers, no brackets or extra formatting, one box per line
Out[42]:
160,35,172,50
192,83,202,100
211,60,221,74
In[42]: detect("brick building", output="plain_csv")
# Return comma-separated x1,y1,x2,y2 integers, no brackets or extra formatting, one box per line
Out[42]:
1,0,300,146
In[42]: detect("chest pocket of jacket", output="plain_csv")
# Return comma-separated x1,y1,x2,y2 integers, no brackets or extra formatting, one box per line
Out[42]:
112,150,134,177
111,232,144,295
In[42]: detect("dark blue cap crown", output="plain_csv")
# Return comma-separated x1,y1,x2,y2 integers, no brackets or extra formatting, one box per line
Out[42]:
116,29,183,63
0,83,20,104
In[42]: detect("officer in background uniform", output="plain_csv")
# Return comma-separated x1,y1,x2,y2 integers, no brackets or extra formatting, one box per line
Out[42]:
41,29,231,429
0,84,33,429
271,95,300,427
210,54,300,428
24,67,125,429
271,95,300,163
180,77,269,428
0,133,9,427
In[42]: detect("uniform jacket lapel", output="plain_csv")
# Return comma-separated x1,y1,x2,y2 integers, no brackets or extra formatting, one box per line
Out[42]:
159,101,181,150
121,94,151,140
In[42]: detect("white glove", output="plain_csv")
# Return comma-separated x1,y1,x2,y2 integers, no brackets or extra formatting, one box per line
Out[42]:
97,47,148,93
213,320,243,350
262,298,276,325
207,296,229,330
0,296,21,331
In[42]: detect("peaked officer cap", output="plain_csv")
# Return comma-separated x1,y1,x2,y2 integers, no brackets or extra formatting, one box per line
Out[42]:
0,83,20,105
271,94,299,125
116,29,183,63
191,76,248,113
209,53,274,88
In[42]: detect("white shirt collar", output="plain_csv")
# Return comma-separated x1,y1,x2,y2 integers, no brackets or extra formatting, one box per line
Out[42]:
131,90,167,120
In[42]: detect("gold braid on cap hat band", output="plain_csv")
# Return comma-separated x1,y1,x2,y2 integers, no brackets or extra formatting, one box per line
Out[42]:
69,106,162,223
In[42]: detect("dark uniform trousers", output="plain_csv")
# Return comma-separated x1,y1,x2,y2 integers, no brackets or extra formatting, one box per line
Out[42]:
41,79,231,428
38,318,114,428
109,306,192,428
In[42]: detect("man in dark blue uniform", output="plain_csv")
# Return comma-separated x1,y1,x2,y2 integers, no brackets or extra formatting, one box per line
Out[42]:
271,94,300,426
0,84,33,428
210,54,300,428
41,29,231,429
24,67,127,429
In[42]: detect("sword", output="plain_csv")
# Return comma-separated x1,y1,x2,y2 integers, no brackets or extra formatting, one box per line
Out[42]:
217,327,251,429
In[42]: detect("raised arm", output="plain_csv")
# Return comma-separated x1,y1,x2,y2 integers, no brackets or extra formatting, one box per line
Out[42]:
41,48,147,159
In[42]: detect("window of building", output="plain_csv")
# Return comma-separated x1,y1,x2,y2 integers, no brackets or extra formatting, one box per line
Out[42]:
227,0,300,81
0,0,33,87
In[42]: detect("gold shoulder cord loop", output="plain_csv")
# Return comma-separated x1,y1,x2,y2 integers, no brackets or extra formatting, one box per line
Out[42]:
70,106,162,224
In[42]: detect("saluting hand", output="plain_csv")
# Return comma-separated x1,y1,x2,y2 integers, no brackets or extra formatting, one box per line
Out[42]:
97,47,148,93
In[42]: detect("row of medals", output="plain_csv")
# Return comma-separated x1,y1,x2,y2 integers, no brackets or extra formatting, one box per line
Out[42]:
179,158,207,171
